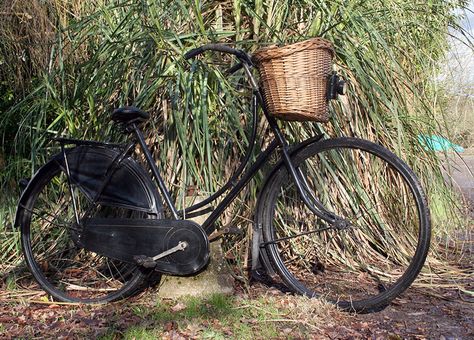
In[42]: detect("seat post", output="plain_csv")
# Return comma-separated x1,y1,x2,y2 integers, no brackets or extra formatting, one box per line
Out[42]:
130,123,179,220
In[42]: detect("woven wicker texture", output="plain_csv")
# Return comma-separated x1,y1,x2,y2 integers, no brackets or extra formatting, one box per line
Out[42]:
253,38,334,122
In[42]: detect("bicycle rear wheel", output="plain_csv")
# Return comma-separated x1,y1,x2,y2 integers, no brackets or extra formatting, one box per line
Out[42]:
259,137,430,312
19,160,158,303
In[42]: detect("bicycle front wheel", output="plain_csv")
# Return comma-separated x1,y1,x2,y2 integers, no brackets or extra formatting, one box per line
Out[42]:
259,137,430,312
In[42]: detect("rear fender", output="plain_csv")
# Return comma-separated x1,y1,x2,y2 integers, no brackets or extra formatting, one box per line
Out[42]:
15,145,162,228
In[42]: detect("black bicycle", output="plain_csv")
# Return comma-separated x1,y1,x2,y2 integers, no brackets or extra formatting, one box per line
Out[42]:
15,43,430,313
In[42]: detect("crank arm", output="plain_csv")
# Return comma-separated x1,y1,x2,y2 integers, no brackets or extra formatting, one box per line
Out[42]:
152,241,188,261
134,241,188,268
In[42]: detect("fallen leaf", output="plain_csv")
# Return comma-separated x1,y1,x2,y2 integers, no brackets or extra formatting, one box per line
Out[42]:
164,321,177,332
222,327,233,336
171,302,186,313
408,312,426,316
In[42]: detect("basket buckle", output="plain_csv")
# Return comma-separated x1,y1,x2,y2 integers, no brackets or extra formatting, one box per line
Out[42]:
327,72,347,100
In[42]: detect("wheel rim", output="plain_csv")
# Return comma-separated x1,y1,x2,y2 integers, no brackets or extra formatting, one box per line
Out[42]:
22,167,145,303
264,141,429,311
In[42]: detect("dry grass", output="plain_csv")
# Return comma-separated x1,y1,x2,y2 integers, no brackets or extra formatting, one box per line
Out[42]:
444,94,474,148
0,0,472,298
0,0,91,91
0,0,56,90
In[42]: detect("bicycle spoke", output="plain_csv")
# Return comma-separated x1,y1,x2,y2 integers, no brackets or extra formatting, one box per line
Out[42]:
262,225,335,246
21,205,75,230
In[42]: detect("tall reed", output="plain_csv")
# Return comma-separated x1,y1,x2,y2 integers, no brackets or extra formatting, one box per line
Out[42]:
0,0,471,288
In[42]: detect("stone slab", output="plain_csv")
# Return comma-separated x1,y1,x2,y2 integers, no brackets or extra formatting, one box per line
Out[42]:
157,240,234,298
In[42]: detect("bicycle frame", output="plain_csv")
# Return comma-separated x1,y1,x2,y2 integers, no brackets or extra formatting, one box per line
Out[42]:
128,63,338,235
57,64,340,238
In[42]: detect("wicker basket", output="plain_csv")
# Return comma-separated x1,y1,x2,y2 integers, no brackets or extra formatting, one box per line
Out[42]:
253,38,334,122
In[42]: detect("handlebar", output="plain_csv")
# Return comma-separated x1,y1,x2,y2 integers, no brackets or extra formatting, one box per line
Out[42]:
184,44,252,75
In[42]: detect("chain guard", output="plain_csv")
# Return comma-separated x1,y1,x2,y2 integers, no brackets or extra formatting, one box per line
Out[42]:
79,218,210,276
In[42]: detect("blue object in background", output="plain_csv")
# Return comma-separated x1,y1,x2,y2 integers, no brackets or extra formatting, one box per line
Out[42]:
418,135,465,152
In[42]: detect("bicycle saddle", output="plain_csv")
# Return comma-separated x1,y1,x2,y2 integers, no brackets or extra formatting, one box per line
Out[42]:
111,106,150,124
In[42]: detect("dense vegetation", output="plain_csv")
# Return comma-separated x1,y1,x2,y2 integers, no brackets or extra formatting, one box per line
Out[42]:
0,0,471,287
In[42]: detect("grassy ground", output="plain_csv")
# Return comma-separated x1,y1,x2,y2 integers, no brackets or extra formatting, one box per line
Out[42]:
1,273,473,339
0,289,343,339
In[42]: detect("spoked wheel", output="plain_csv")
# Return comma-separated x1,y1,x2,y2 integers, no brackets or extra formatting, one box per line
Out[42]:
18,160,156,303
259,138,430,313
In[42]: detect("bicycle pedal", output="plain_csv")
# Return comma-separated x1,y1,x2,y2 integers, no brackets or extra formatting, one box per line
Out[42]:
209,226,243,241
133,255,157,268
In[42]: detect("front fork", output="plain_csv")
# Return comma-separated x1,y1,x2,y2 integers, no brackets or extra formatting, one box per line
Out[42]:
242,70,342,227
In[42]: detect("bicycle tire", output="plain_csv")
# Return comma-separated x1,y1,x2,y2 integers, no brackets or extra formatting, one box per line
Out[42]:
259,137,430,313
19,158,162,303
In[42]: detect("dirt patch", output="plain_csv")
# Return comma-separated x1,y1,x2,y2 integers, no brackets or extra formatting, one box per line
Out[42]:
1,281,472,339
244,284,474,339
355,289,474,339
